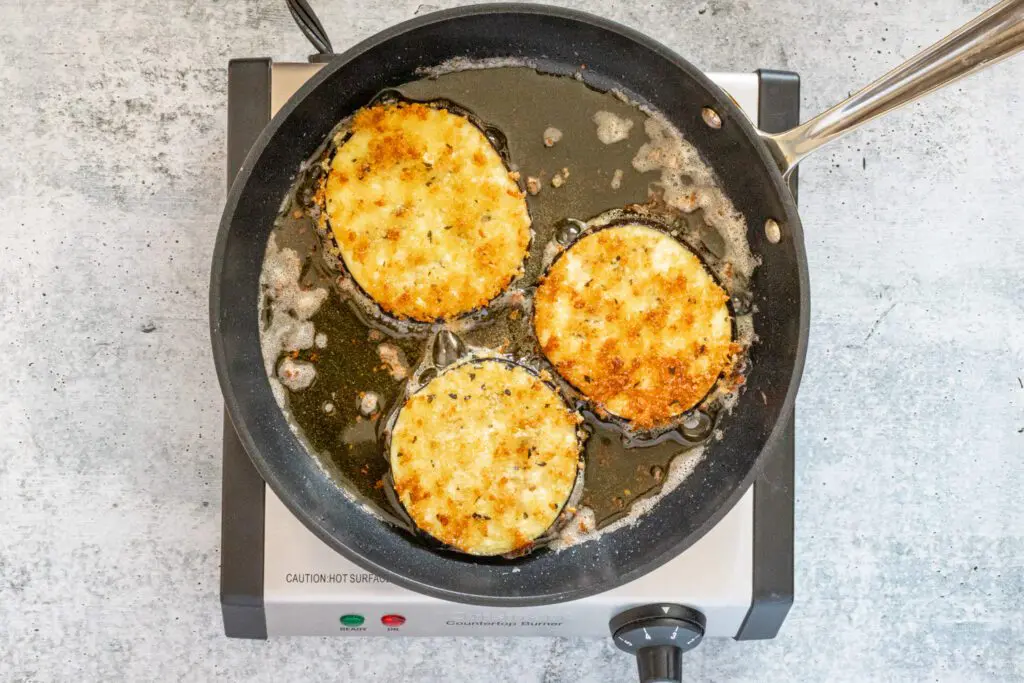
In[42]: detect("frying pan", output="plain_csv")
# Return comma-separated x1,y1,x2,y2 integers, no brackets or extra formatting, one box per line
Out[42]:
211,1,1024,608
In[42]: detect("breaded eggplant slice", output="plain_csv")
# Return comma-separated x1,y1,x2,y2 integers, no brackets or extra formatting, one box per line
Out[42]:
321,102,531,322
533,223,736,429
389,359,581,555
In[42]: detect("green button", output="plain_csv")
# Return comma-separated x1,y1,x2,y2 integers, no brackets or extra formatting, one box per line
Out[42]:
340,614,365,627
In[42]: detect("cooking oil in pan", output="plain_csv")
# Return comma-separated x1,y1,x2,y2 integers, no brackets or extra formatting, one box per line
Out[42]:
261,65,754,549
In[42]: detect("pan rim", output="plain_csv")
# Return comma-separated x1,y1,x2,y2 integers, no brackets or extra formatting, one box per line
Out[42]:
210,2,809,606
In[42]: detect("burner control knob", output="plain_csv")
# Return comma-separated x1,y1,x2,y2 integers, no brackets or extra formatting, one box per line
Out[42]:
609,604,706,683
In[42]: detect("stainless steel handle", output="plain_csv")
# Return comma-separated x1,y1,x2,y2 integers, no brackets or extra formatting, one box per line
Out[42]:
760,0,1024,177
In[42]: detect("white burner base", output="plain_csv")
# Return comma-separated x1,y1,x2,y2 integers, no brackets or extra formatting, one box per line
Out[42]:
264,485,752,637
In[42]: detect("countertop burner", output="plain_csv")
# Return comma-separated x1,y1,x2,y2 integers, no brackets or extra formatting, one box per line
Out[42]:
220,60,799,648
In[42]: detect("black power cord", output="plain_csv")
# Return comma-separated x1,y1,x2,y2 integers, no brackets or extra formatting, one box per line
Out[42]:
286,0,335,59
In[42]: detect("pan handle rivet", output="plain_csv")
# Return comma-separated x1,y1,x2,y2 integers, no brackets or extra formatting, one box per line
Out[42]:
764,219,782,244
680,411,713,441
701,107,722,130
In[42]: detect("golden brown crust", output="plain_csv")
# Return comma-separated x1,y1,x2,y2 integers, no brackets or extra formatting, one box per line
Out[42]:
389,359,581,555
533,224,736,429
321,102,531,322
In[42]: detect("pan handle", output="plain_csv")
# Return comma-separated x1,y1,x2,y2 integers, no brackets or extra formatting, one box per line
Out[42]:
759,0,1024,178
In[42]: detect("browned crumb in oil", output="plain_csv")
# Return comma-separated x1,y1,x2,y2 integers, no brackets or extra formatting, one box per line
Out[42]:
377,343,408,380
357,391,379,416
611,169,624,190
551,167,570,188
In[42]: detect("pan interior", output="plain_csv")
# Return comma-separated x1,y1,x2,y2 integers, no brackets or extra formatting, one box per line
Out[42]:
267,66,749,543
214,6,805,606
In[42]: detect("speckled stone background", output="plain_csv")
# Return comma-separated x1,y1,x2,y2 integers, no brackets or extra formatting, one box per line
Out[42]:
1,0,1022,681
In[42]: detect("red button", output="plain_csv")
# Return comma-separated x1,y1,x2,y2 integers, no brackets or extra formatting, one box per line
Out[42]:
381,614,406,627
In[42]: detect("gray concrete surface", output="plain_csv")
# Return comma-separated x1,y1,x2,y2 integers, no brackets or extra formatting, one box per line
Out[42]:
1,0,1022,681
